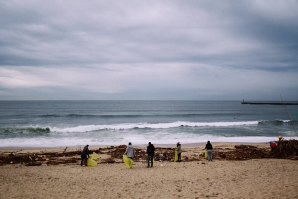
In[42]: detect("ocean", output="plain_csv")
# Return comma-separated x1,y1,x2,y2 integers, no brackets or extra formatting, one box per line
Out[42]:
0,100,297,148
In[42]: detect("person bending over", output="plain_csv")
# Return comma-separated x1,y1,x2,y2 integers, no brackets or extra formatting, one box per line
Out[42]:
81,145,90,166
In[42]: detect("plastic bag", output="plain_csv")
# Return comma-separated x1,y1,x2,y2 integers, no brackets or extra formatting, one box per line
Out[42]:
174,151,178,162
87,158,97,167
204,149,208,159
91,152,99,161
123,155,133,168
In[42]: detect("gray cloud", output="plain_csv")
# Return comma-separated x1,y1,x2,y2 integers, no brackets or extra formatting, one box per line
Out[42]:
0,0,298,100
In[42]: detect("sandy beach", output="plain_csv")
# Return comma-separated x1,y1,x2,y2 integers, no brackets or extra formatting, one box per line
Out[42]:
1,143,298,199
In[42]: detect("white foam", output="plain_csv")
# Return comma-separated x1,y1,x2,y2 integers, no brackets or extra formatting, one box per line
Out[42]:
51,121,259,133
1,121,294,148
1,135,296,148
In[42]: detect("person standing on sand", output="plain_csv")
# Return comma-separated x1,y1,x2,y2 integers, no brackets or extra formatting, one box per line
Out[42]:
81,145,90,166
205,141,213,161
146,142,155,168
124,142,135,160
176,142,182,162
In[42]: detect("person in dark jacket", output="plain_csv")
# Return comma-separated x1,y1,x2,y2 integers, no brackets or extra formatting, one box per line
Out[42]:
146,142,155,168
81,145,90,166
205,141,213,161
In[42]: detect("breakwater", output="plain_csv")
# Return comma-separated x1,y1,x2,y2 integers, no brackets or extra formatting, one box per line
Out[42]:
241,100,298,105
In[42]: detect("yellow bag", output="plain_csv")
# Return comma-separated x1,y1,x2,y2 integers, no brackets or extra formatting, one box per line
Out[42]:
174,151,178,162
204,149,208,159
123,155,133,168
91,152,99,161
87,158,97,167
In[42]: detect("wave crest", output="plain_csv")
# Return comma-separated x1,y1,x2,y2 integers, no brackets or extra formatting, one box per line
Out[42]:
0,127,50,135
53,121,259,133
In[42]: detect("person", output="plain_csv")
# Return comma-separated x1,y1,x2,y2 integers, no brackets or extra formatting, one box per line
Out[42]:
176,142,182,162
146,142,155,168
205,141,213,161
81,145,90,166
270,142,277,152
124,142,135,160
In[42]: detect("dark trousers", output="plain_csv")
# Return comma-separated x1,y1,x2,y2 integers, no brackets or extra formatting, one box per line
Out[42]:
178,153,181,162
81,154,88,166
147,156,154,167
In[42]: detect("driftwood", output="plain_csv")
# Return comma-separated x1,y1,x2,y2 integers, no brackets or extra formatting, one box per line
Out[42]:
235,145,257,150
103,157,116,163
63,147,68,153
25,163,42,166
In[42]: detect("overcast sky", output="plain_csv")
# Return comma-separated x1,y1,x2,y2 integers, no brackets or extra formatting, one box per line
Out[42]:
0,0,297,100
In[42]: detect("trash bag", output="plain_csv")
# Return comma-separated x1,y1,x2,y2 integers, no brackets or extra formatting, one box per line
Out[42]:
174,151,178,162
87,158,97,167
123,155,133,168
91,152,99,161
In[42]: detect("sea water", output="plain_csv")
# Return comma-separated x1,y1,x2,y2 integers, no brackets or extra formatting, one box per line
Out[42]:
0,100,297,148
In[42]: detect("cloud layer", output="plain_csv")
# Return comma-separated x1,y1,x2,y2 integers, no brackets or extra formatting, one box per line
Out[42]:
1,0,298,100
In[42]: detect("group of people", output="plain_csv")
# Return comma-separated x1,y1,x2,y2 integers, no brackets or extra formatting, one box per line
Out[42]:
175,141,213,162
81,141,214,167
124,141,213,165
124,142,156,168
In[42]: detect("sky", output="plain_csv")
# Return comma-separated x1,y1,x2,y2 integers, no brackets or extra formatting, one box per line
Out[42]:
0,0,298,101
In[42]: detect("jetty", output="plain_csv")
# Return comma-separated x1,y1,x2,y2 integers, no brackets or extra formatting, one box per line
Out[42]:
241,100,298,105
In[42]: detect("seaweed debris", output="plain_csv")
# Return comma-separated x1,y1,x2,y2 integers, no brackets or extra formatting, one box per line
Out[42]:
215,145,268,160
0,142,297,166
270,139,298,159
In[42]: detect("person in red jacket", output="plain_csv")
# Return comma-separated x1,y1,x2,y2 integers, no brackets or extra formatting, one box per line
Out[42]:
270,142,277,152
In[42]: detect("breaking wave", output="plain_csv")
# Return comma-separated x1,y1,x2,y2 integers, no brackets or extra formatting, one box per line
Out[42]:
52,121,259,133
0,127,50,135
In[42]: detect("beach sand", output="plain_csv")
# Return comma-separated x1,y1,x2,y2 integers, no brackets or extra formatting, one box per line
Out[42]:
1,144,298,199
